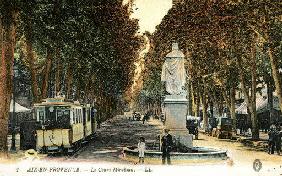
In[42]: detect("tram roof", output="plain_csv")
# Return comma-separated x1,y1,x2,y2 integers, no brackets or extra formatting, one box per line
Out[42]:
34,97,82,107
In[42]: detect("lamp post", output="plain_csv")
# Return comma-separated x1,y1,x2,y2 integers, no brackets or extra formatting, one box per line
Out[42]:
10,65,18,152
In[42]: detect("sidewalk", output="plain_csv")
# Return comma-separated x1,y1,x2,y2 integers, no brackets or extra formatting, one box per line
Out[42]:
199,130,269,151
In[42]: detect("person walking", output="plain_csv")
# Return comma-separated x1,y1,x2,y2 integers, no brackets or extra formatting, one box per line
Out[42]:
138,137,146,164
275,124,281,155
143,113,147,124
97,116,101,129
161,129,173,165
268,124,276,154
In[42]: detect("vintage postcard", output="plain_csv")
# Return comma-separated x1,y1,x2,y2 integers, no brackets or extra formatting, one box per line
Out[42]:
0,0,282,176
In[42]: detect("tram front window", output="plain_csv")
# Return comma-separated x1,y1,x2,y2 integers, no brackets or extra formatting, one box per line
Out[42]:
44,106,71,128
56,109,70,127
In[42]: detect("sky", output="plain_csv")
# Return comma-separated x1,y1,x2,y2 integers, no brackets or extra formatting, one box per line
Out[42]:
130,0,172,33
123,0,172,102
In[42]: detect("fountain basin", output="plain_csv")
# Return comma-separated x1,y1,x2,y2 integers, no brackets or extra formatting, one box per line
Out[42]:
123,147,227,164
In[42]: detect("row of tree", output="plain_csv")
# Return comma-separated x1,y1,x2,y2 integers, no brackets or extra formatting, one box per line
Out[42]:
0,0,143,155
139,0,282,139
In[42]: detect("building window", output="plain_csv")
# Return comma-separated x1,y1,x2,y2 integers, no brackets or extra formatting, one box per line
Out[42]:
79,109,82,123
87,109,91,122
73,110,75,124
39,111,44,123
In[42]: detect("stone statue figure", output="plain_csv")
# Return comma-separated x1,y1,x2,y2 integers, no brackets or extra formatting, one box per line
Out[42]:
161,43,186,96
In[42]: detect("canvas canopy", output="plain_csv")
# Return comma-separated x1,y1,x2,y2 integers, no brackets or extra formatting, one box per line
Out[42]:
9,100,31,113
236,96,280,114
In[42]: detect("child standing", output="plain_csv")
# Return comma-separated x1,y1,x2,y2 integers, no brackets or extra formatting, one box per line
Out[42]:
138,137,145,164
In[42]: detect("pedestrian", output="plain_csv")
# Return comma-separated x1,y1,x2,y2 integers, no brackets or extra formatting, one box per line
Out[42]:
268,124,276,154
97,116,101,129
161,129,173,165
138,137,145,164
274,124,281,155
263,119,268,133
247,127,252,137
143,112,147,124
132,112,136,121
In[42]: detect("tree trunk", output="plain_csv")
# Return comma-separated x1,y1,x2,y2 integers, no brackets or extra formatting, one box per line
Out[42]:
218,97,224,117
201,92,208,132
211,91,220,118
267,81,274,124
221,88,231,111
187,80,192,116
250,45,259,140
0,10,17,156
230,86,236,129
65,63,73,99
75,86,80,101
237,47,259,140
26,40,39,102
267,47,282,113
24,12,39,102
201,82,208,131
84,80,90,103
222,86,236,129
210,100,214,119
41,48,52,99
195,87,200,117
55,48,62,95
190,82,196,116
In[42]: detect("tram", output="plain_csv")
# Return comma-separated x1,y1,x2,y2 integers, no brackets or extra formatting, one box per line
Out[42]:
20,96,97,154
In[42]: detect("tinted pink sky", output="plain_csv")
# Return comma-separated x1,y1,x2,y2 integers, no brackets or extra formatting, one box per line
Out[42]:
130,0,172,33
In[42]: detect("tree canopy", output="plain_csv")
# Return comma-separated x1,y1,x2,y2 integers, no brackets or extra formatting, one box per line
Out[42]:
140,0,282,139
0,0,144,153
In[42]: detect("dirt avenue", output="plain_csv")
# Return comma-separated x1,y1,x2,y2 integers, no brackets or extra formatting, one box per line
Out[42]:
59,115,282,167
69,116,163,163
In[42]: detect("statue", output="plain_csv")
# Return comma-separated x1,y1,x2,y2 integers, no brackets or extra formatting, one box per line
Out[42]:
160,43,192,149
161,43,186,96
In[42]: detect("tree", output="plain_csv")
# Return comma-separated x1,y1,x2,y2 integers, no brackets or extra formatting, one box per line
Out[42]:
0,0,143,155
0,0,18,156
142,0,281,139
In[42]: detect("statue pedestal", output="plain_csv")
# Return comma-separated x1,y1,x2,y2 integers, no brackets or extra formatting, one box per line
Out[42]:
163,96,193,148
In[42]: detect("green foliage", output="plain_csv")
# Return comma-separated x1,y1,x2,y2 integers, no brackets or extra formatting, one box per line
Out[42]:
14,0,143,119
140,0,282,118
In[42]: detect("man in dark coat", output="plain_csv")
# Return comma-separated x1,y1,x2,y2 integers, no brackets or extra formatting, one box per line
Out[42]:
275,124,281,155
143,112,148,124
268,124,276,154
97,115,101,129
161,129,173,165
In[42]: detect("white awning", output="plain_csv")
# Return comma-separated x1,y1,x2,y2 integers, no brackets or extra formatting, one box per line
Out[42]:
236,101,248,114
236,96,280,114
9,100,31,113
186,115,200,121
